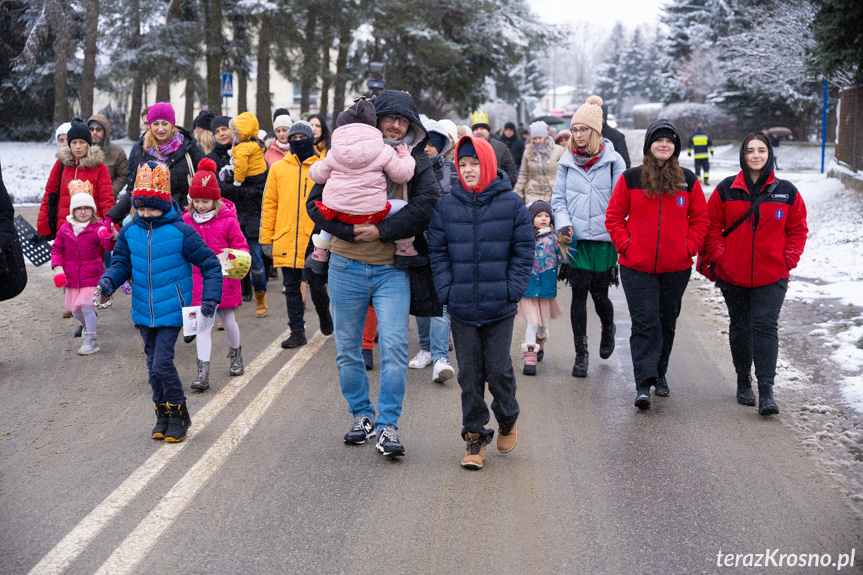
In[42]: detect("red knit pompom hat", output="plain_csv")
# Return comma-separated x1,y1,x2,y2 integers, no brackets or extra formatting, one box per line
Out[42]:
188,158,221,200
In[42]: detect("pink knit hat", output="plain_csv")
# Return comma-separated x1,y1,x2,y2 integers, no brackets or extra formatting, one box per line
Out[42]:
147,102,176,126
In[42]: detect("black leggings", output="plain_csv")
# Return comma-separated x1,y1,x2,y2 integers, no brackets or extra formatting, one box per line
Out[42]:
568,267,614,338
717,278,787,384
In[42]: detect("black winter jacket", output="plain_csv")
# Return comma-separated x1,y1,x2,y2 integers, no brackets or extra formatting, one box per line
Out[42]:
110,126,205,222
602,124,631,169
0,161,27,300
428,136,534,326
497,133,525,168
208,140,267,240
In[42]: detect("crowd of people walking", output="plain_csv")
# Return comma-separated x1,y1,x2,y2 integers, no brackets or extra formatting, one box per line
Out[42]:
12,89,808,469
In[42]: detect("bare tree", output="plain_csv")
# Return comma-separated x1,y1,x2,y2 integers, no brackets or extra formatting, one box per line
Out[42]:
206,0,222,112
256,19,272,131
80,0,100,118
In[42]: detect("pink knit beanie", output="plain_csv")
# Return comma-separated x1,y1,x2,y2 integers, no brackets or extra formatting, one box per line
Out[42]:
147,102,176,126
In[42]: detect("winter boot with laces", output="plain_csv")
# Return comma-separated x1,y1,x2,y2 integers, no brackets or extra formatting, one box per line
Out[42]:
736,373,756,406
152,403,169,440
228,346,244,376
164,402,192,442
599,323,616,359
757,381,779,416
77,332,100,355
191,359,210,391
461,433,487,470
572,336,589,378
522,343,538,376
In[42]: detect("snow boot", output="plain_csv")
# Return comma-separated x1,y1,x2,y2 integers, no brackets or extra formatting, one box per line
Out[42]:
536,330,549,362
599,323,616,359
152,403,169,440
736,373,756,406
572,336,589,378
522,343,538,376
164,402,191,442
76,332,100,355
635,379,653,410
254,291,268,318
654,374,670,397
757,381,779,416
228,346,244,376
191,360,210,391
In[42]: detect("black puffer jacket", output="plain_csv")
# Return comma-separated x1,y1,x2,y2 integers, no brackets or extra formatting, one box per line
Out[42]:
306,89,442,316
0,161,27,300
109,126,205,222
206,141,266,239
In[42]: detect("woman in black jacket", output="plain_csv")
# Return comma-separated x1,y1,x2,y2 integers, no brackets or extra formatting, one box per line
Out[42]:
108,102,205,223
0,160,27,301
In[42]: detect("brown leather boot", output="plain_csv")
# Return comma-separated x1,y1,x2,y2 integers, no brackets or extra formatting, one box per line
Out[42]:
497,422,518,453
461,433,486,470
254,291,268,318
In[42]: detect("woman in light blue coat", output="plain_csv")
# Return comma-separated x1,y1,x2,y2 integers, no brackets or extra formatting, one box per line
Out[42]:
550,95,625,378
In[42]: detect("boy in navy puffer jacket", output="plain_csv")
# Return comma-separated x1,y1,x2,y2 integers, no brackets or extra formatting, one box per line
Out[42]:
98,162,222,443
428,136,534,471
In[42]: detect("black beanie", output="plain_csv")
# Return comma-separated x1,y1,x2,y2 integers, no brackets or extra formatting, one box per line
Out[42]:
194,109,215,131
66,121,92,146
644,119,682,158
457,139,477,160
528,199,552,222
428,132,447,155
211,116,231,132
504,121,516,131
337,98,377,128
273,108,290,122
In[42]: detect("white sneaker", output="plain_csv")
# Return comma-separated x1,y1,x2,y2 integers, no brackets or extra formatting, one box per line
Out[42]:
408,349,432,369
432,358,454,383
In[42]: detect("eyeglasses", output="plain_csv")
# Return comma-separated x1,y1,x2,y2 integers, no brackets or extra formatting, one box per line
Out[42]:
89,126,104,132
381,114,410,127
572,127,592,136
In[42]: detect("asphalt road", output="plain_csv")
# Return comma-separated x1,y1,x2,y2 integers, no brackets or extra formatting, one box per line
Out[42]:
1,208,861,575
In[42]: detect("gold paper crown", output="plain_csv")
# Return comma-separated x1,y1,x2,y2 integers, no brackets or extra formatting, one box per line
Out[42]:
133,162,171,196
470,110,489,127
68,179,94,197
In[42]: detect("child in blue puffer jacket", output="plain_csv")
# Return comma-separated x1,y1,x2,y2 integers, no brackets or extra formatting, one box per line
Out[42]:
428,135,534,471
98,162,222,443
517,199,565,376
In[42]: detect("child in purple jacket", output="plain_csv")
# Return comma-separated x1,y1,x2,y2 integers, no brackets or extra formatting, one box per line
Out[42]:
50,181,117,354
307,97,420,270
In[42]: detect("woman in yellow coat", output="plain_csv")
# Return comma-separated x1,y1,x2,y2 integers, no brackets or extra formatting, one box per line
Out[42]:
260,121,333,349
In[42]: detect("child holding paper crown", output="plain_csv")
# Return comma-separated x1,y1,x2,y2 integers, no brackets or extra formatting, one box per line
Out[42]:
50,180,117,355
183,158,250,390
98,161,222,443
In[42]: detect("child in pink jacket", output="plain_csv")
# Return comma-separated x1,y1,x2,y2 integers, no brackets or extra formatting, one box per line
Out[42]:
50,182,117,355
183,158,250,391
308,97,418,270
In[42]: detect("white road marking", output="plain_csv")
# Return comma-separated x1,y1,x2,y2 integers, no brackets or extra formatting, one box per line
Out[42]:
93,330,329,575
29,329,293,575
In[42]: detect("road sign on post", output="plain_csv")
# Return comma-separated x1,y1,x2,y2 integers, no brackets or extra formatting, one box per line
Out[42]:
221,74,234,97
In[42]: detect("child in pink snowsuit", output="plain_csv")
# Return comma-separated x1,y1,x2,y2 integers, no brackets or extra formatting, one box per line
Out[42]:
308,97,419,270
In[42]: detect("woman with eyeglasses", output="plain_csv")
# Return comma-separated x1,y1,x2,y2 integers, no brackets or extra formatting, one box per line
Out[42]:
550,95,626,379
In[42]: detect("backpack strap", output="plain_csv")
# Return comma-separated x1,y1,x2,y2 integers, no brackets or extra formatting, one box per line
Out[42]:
721,182,778,237
185,152,194,186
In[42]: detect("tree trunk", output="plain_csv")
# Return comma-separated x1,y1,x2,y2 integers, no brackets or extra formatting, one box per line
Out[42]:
129,76,143,141
80,0,100,119
156,0,183,103
299,10,318,115
256,19,272,132
206,0,223,111
238,68,247,114
52,0,70,125
184,77,195,127
332,20,352,122
319,40,331,122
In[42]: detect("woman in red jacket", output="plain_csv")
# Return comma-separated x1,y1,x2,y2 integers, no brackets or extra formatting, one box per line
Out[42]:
606,119,708,410
704,133,807,415
37,121,114,238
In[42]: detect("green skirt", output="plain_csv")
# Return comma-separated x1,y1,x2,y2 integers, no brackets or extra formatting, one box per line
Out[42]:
569,240,618,273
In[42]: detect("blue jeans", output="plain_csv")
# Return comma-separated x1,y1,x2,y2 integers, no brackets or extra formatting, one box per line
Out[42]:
415,305,450,363
139,326,184,404
247,238,267,292
328,253,409,430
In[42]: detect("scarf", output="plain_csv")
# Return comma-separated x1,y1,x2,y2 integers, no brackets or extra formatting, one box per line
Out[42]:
533,138,553,166
66,215,90,237
289,139,317,163
192,210,217,224
147,132,184,163
570,139,605,172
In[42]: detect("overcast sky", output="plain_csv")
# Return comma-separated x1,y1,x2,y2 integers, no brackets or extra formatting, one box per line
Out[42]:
527,0,668,31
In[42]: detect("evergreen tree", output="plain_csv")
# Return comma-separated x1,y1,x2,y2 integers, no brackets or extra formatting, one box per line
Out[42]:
810,0,863,84
593,23,627,112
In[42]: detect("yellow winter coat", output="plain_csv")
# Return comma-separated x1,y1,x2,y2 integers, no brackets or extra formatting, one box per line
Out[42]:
260,151,322,268
229,112,267,183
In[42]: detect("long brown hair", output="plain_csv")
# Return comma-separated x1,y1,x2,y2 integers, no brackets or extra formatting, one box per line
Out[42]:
641,153,686,198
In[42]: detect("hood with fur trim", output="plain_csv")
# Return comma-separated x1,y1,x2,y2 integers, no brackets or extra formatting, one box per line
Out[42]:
57,145,105,169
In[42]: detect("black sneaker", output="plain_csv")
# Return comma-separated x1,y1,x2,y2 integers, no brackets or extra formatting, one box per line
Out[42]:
183,334,196,344
344,415,375,445
362,348,374,370
320,312,334,336
376,424,405,457
281,331,307,349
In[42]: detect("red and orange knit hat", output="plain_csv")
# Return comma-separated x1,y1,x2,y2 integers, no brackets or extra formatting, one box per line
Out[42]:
132,161,172,212
188,158,221,200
